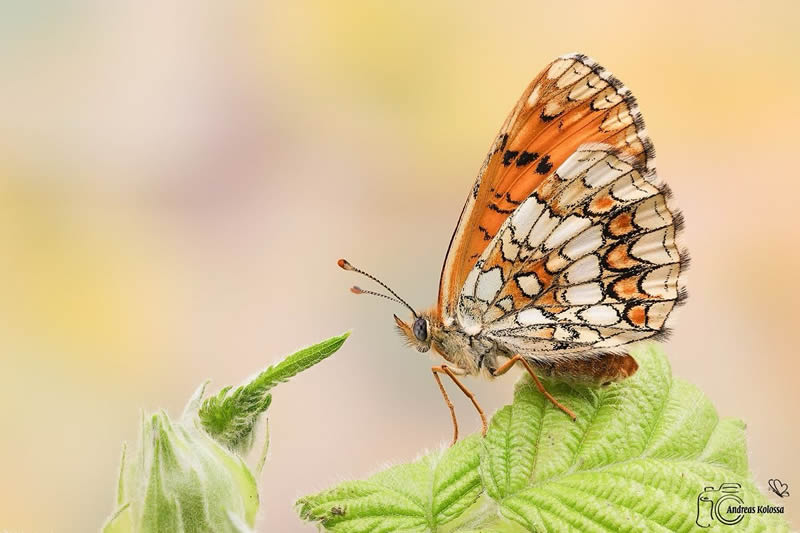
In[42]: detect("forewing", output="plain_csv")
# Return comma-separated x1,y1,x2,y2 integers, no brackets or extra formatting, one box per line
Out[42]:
458,144,686,357
438,53,653,324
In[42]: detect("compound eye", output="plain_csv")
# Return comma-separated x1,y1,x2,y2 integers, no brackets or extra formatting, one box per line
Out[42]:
412,317,428,341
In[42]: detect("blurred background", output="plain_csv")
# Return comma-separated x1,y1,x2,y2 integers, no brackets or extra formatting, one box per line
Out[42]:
1,1,798,531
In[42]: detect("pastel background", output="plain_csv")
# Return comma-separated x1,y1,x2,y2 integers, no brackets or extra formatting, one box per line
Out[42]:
1,1,798,531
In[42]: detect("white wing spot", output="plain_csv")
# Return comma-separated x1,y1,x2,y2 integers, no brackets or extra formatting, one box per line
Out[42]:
527,84,541,107
592,88,623,110
568,74,607,101
461,267,480,298
527,209,560,249
583,156,632,188
556,62,591,89
641,264,679,299
563,224,604,260
564,282,603,305
630,227,677,265
501,231,520,261
516,273,541,297
557,149,606,179
475,267,503,303
610,171,656,202
547,58,573,79
543,100,563,118
496,296,514,312
633,195,673,230
564,254,600,284
579,305,619,326
544,215,591,250
517,308,554,325
510,196,545,242
554,325,575,341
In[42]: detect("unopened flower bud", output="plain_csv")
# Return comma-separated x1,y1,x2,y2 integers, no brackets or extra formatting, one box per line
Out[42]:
103,407,258,533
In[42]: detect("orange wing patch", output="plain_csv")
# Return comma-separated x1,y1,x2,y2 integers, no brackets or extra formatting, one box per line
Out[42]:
438,54,653,322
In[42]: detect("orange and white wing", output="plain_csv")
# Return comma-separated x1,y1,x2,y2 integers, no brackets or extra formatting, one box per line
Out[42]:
438,53,655,326
440,54,687,356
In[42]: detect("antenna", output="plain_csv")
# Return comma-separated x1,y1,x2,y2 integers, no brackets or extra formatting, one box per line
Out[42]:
350,286,405,305
337,259,418,317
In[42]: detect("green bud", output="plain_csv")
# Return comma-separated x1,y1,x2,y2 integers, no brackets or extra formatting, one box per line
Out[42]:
103,390,259,533
102,333,349,532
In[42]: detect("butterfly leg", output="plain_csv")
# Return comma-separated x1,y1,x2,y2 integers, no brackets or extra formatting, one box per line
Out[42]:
493,355,577,421
431,365,488,445
431,368,459,445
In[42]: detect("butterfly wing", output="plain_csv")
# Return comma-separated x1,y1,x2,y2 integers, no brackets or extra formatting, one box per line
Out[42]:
438,53,655,325
460,145,686,357
441,53,686,356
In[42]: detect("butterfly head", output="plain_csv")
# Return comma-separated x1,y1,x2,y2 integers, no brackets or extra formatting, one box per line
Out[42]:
338,258,436,354
394,313,433,353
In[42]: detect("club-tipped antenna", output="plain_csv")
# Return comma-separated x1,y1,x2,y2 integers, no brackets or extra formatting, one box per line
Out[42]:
338,258,418,317
350,286,405,305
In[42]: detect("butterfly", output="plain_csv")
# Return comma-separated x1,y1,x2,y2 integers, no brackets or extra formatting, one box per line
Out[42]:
339,53,688,444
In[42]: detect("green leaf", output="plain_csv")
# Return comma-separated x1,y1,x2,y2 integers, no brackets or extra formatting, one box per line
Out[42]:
297,344,790,532
199,332,349,451
482,344,788,532
297,435,484,532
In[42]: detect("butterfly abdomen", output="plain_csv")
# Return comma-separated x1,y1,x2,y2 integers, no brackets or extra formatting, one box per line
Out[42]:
528,352,639,386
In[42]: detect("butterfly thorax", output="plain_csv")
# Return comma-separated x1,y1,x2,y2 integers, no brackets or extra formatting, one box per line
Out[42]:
406,310,512,377
433,327,510,376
